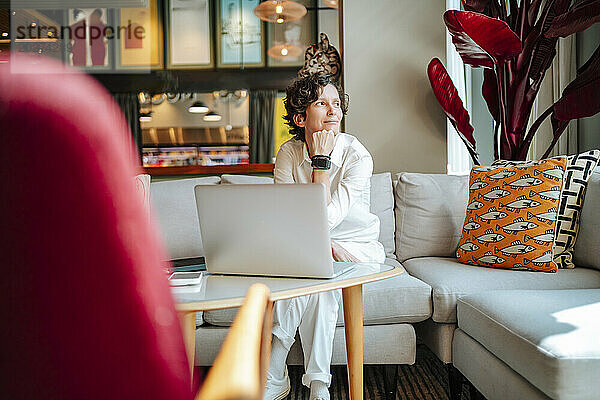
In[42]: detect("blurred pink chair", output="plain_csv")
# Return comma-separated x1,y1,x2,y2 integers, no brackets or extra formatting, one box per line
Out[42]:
0,56,271,400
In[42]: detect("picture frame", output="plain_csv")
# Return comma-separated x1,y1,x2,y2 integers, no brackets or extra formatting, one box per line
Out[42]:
216,0,264,68
166,0,214,69
116,0,163,70
64,8,113,71
9,9,66,63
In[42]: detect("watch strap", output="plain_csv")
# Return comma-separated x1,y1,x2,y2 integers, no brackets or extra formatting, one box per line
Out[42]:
311,155,331,170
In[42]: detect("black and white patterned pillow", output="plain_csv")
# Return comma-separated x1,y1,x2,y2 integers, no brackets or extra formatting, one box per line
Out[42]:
493,150,600,268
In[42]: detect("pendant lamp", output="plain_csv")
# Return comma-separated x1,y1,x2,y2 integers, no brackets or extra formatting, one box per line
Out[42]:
203,111,222,122
322,0,339,9
254,1,307,24
267,43,302,59
189,101,209,113
139,112,153,122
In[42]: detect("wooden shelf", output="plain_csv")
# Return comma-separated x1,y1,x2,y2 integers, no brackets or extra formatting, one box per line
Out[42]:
143,163,274,176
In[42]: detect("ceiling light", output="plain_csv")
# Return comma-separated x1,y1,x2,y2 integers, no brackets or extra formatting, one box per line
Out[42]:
254,1,307,24
2,33,8,37
188,101,209,113
139,112,153,122
234,89,248,99
268,43,302,59
138,92,150,105
203,111,222,122
323,0,338,9
151,93,166,105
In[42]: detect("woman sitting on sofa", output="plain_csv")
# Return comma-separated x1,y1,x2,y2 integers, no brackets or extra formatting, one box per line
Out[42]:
266,73,385,400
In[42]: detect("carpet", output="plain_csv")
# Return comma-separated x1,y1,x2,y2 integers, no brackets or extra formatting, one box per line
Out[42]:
286,344,472,400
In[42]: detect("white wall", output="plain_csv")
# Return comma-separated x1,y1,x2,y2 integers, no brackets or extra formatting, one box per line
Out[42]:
342,0,447,174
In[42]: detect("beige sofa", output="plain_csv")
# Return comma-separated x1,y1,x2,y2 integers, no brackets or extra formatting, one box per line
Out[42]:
150,170,600,400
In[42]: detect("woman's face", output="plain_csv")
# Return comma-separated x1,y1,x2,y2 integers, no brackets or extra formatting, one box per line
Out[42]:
294,84,343,139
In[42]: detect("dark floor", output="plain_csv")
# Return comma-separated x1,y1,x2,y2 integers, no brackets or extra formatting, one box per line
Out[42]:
286,344,475,400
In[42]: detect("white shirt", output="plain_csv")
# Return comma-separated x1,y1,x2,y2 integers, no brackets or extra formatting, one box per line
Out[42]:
274,133,385,263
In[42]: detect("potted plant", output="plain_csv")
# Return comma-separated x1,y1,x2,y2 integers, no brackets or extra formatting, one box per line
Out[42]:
428,0,600,164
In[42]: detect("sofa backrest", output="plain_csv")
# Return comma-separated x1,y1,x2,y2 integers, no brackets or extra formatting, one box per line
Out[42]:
394,172,469,262
150,176,220,260
216,172,396,257
221,174,274,184
370,172,396,257
573,167,600,270
149,172,396,260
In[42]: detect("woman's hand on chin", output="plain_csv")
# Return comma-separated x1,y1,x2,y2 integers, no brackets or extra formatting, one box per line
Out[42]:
310,129,336,156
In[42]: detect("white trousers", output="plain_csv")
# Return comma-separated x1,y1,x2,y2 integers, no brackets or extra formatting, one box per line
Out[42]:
272,290,341,387
270,239,385,388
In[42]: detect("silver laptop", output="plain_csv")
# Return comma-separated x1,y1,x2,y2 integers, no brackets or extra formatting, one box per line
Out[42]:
193,183,355,279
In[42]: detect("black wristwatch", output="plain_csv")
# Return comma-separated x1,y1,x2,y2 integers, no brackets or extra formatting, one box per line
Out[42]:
311,155,331,170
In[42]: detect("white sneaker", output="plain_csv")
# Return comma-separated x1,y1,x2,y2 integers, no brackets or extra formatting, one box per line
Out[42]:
263,366,291,400
309,380,330,400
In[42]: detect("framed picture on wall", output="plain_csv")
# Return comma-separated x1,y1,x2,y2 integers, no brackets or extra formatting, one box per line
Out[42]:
9,9,66,62
116,0,163,70
167,0,213,69
65,8,113,70
217,0,264,68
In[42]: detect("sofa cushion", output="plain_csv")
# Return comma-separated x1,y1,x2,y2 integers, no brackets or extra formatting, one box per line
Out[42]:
220,174,274,184
574,167,600,270
370,172,395,257
150,176,220,259
493,150,600,269
403,257,600,323
456,158,567,272
394,173,469,262
203,258,432,327
457,289,600,400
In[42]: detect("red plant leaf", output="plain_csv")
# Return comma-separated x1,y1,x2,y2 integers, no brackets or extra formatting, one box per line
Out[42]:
526,0,571,81
546,0,600,38
554,44,600,120
551,114,569,138
482,68,499,121
444,10,523,68
427,58,477,157
514,0,568,98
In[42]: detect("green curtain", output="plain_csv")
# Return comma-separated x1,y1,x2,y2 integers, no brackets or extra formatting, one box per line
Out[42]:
249,89,277,164
112,93,142,162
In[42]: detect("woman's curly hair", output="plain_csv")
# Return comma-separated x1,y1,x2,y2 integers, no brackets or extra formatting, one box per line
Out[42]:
283,74,349,142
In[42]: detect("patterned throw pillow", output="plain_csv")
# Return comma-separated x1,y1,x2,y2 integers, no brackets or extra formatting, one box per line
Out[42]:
492,150,600,268
456,158,567,272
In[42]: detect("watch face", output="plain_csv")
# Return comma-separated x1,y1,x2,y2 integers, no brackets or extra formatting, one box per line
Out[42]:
312,157,331,169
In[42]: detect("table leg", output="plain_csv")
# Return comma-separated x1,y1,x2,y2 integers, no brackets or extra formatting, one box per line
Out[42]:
180,311,197,384
342,284,363,400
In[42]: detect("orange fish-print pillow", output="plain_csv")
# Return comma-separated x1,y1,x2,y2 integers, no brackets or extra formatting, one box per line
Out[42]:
456,158,567,272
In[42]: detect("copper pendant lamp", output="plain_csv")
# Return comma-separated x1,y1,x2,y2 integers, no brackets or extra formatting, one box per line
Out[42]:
322,0,339,9
267,43,303,59
254,1,307,24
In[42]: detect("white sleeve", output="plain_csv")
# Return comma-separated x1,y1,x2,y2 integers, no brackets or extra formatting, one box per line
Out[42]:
274,145,295,184
327,153,373,230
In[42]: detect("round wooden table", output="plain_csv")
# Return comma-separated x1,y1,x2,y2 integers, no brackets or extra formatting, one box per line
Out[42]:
173,263,403,400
